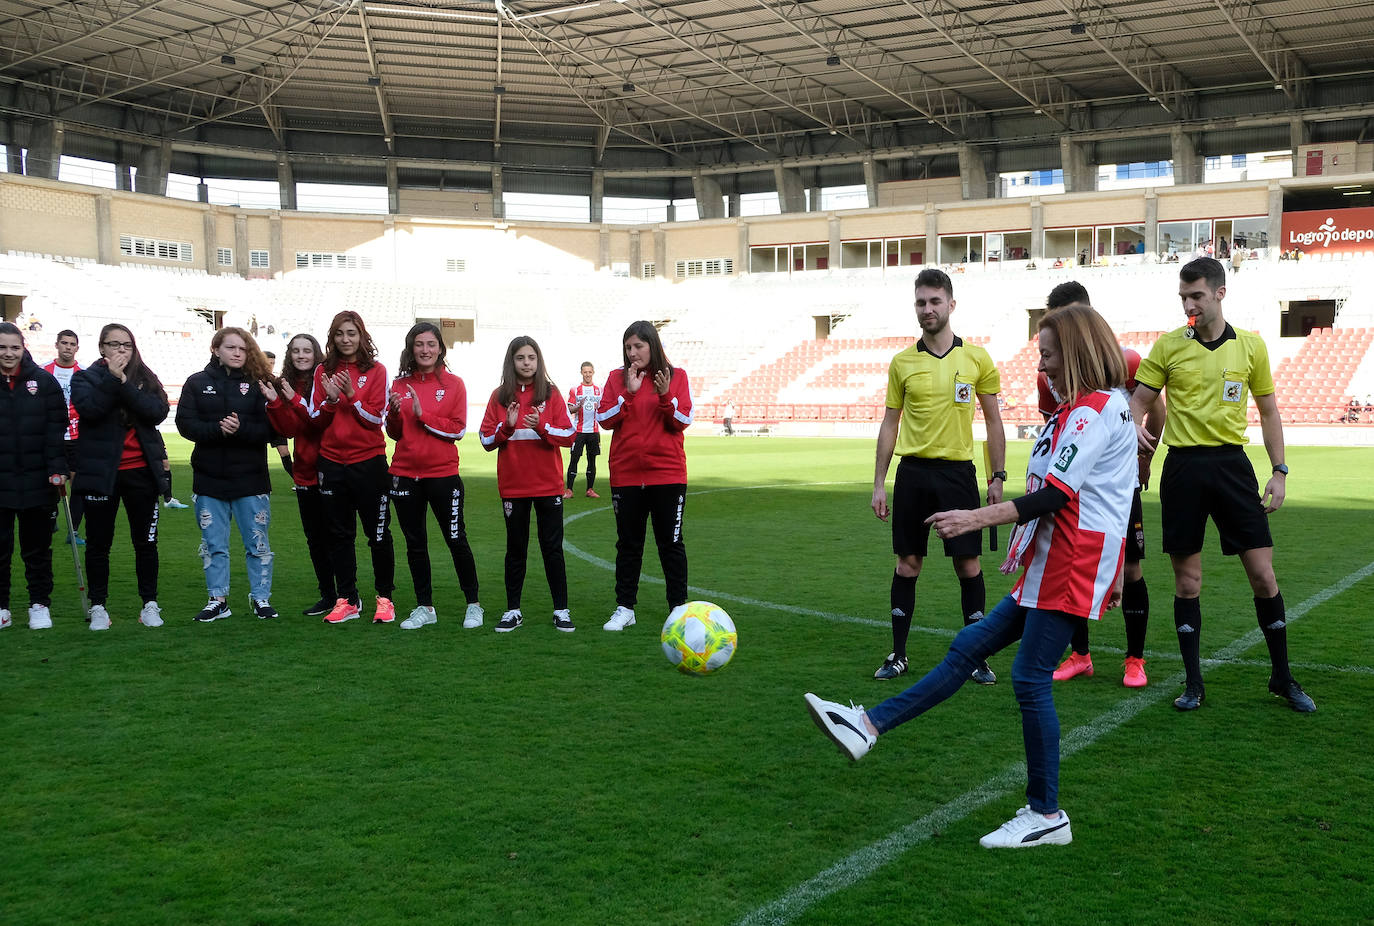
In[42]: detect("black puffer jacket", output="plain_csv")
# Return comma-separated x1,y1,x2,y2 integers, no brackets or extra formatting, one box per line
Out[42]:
0,352,67,509
70,359,171,498
176,359,274,498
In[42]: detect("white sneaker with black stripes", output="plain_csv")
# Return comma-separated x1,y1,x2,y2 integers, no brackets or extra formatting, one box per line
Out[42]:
495,609,523,633
979,805,1073,848
803,692,876,761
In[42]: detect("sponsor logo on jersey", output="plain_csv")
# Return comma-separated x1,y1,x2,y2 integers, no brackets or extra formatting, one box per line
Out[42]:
1054,444,1079,472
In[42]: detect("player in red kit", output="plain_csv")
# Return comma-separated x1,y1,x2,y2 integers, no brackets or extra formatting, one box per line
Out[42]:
564,361,603,499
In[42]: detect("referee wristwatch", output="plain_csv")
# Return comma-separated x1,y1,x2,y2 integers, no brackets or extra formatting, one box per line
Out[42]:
1272,463,1289,475
991,470,1008,482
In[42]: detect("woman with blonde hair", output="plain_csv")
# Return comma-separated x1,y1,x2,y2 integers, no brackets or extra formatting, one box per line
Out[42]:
175,326,280,622
806,303,1137,850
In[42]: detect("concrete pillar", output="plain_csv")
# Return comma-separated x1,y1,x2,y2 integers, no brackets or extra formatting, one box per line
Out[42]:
386,160,399,214
1030,200,1044,261
133,141,170,195
590,170,605,224
234,213,249,276
738,221,750,276
269,214,284,279
202,210,218,274
807,186,823,212
1144,192,1159,260
96,195,113,265
728,192,741,218
774,165,806,213
827,216,841,271
1170,127,1203,186
491,165,504,220
925,207,939,263
28,120,63,180
1266,183,1284,259
197,181,209,203
1290,118,1310,176
654,229,667,278
958,144,990,200
7,145,23,175
665,202,676,223
1059,137,1096,193
597,228,609,271
277,154,296,210
116,163,134,192
692,172,725,219
863,156,885,208
629,230,642,278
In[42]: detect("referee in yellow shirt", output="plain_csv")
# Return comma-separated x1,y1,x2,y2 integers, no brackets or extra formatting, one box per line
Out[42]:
872,268,1006,684
1129,257,1314,713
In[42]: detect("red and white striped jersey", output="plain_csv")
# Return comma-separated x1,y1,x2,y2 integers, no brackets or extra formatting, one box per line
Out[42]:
1013,388,1136,621
567,383,602,434
42,360,80,440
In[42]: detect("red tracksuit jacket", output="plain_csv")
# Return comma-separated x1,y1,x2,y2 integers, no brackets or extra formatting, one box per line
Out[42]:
596,367,693,488
309,360,388,466
478,381,575,498
386,368,468,479
266,386,323,487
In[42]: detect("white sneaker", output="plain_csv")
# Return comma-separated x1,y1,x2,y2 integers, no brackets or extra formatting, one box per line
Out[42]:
401,605,437,630
804,692,876,761
603,605,636,631
979,806,1073,848
28,603,53,630
553,608,575,632
139,601,164,627
0,608,11,629
462,603,484,629
89,604,111,631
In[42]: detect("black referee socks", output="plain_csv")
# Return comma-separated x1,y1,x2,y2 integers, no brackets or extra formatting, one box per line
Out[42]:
1122,577,1149,659
959,572,986,625
1174,596,1203,684
1255,592,1292,682
890,572,917,660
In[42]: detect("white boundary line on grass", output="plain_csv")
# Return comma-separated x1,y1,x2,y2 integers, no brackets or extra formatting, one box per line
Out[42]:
734,558,1374,926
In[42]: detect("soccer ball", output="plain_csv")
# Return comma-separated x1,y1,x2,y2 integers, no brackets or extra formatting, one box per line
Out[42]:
660,601,737,676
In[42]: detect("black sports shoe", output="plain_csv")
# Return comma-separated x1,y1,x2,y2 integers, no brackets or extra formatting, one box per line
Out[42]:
971,661,998,685
495,610,523,633
1174,680,1205,711
303,597,333,617
1269,677,1316,713
874,653,908,680
194,600,231,623
252,599,279,620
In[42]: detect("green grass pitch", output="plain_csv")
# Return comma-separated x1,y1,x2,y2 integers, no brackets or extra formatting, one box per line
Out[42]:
4,436,1372,925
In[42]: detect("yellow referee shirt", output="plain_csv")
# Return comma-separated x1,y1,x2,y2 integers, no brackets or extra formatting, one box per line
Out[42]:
885,336,1000,461
1135,323,1275,447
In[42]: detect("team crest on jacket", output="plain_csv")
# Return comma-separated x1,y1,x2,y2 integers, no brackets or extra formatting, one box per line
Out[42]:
357,375,368,387
26,379,37,394
239,382,250,395
435,390,445,401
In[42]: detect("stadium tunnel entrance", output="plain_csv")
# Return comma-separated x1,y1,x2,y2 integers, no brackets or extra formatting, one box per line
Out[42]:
1281,300,1338,337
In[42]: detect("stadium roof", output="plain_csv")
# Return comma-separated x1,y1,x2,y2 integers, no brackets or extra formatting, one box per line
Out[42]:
1,0,1372,183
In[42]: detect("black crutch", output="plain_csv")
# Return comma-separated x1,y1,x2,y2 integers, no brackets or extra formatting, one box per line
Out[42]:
59,485,90,618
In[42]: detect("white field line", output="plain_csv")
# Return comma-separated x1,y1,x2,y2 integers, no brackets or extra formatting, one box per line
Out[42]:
733,559,1374,926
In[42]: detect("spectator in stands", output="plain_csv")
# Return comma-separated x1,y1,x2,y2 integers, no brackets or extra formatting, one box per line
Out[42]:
265,333,335,616
311,310,397,626
0,322,67,631
597,321,694,632
42,329,83,542
262,351,293,476
479,336,575,633
1342,399,1360,423
564,361,603,498
386,322,483,631
176,327,280,622
1231,247,1245,274
1130,257,1314,713
1037,283,1163,689
71,323,171,631
806,303,1138,850
722,401,736,436
870,268,1006,685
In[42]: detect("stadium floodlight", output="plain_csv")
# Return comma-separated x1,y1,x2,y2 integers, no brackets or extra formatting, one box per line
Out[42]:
826,54,840,66
220,54,236,65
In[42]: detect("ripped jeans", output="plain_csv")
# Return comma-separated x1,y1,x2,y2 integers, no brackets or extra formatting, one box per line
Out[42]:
192,494,273,601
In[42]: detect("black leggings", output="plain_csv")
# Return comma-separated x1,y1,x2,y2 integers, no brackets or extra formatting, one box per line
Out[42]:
317,455,395,603
0,505,57,609
392,474,480,607
502,495,567,612
611,483,688,611
83,466,160,606
294,484,336,601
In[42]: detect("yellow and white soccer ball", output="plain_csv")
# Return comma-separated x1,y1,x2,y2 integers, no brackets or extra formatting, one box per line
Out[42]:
660,601,737,676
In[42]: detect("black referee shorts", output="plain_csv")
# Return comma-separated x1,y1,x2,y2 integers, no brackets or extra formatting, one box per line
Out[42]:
1125,485,1145,564
1160,446,1272,556
891,456,982,559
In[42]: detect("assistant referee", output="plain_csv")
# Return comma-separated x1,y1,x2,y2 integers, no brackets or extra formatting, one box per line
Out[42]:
1129,257,1314,713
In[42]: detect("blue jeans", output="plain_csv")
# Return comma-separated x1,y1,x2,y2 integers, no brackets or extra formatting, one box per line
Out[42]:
865,593,1080,814
193,494,273,601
